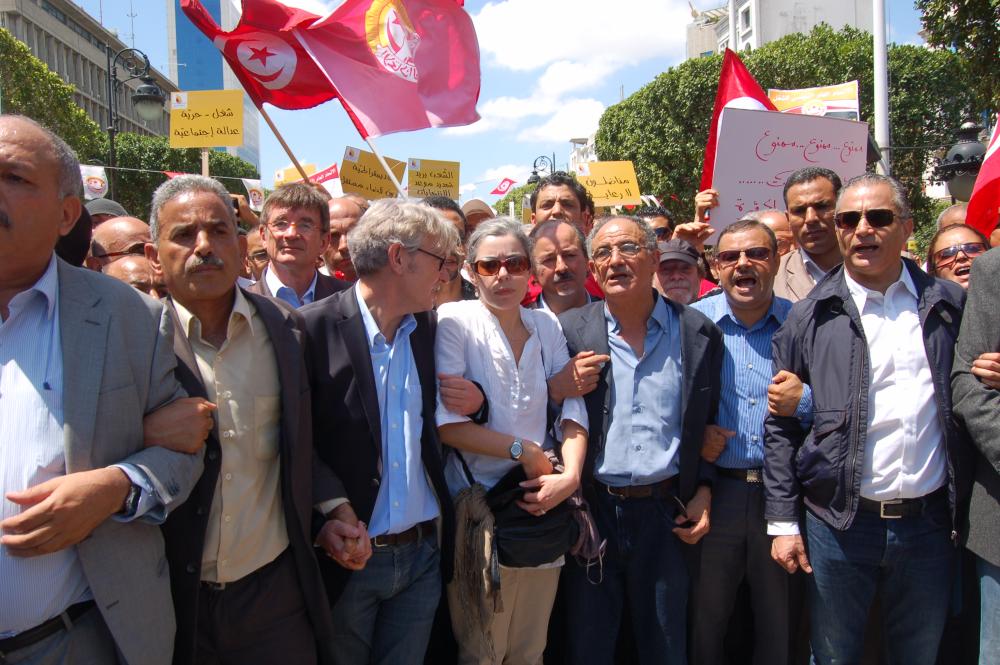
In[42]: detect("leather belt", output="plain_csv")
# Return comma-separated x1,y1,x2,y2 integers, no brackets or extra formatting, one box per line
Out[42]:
600,476,677,499
372,519,436,547
858,486,947,519
0,601,95,657
717,467,764,484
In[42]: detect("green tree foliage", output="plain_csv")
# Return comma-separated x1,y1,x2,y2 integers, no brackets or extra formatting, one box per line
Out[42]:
595,25,976,236
494,182,537,221
112,134,259,220
0,28,105,160
915,0,999,112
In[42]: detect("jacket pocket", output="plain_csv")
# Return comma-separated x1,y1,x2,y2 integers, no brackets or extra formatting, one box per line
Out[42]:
795,408,847,505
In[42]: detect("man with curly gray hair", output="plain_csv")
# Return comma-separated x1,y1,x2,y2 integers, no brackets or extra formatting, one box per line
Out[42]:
300,198,460,665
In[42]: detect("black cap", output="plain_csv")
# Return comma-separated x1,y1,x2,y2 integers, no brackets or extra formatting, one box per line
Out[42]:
657,239,699,265
85,198,128,218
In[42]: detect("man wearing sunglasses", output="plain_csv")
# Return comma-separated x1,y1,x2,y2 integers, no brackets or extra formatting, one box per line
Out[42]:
764,174,972,665
689,219,810,665
85,215,152,271
774,167,844,302
558,215,723,665
249,184,349,308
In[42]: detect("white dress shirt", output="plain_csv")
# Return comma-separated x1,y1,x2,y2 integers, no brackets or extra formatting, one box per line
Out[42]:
800,251,833,286
435,300,588,493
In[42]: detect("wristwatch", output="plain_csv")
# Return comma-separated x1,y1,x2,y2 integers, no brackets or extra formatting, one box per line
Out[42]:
119,483,141,517
509,438,524,461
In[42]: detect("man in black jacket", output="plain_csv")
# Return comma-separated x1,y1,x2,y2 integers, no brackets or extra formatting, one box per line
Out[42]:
764,174,972,665
557,215,723,665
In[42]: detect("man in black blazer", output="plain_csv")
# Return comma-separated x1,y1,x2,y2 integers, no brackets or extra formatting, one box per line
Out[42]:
249,183,349,306
556,215,723,665
300,199,459,665
147,175,344,665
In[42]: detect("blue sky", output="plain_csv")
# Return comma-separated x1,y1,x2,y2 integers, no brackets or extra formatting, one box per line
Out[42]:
74,0,925,202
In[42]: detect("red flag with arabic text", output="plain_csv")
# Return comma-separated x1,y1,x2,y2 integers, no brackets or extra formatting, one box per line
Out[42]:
490,178,516,196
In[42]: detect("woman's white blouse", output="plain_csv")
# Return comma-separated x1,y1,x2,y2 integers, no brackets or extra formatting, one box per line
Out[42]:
435,300,588,495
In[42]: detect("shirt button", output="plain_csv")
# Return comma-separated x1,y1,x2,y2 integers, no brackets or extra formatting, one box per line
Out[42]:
220,390,232,399
392,461,399,468
635,445,642,451
747,363,753,369
750,399,757,405
751,435,759,442
632,406,642,414
393,501,400,508
223,430,235,439
224,473,232,481
224,515,231,522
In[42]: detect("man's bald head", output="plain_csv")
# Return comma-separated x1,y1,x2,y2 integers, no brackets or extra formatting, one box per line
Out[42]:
936,203,967,229
104,255,155,295
87,216,151,270
326,196,365,281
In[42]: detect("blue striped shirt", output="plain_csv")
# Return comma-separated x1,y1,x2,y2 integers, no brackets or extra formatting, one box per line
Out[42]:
691,293,812,469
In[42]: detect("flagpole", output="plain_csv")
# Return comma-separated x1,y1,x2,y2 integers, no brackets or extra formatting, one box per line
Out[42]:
364,136,407,198
873,0,891,175
257,103,312,183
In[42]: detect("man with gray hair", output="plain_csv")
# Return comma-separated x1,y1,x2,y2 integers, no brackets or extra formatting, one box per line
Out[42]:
300,199,458,665
741,209,795,257
0,115,203,664
147,174,346,665
765,173,972,664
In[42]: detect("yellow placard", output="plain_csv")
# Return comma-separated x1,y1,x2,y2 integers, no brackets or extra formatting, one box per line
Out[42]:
169,90,244,148
406,158,460,198
340,146,406,200
274,163,317,186
574,161,641,207
767,81,859,121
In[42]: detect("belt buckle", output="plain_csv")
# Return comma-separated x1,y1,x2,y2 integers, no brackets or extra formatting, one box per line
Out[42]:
202,580,226,591
745,469,763,484
371,535,390,548
880,499,903,519
605,484,623,497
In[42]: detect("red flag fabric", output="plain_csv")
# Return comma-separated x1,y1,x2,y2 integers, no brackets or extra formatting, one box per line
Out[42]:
966,122,1000,236
163,171,187,179
490,177,516,196
180,0,337,110
293,0,480,138
700,49,777,191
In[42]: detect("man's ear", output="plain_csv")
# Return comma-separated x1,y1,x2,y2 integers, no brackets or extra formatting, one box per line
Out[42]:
386,242,406,275
144,242,160,272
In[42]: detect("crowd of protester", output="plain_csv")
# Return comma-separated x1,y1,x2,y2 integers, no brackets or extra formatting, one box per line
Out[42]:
3,111,1000,665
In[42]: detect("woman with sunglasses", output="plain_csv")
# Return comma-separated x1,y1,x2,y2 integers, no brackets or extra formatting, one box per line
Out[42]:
926,223,990,289
435,218,589,665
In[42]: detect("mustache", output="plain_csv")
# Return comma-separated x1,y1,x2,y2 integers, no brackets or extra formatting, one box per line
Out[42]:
185,254,225,271
552,270,577,283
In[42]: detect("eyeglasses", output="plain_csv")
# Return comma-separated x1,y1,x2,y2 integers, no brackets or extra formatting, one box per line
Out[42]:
933,242,987,269
248,250,269,262
591,242,644,263
715,246,772,266
415,247,447,271
267,219,318,234
833,208,896,230
92,243,146,261
472,255,530,276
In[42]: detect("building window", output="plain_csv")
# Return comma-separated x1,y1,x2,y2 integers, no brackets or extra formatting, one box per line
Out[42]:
740,6,751,32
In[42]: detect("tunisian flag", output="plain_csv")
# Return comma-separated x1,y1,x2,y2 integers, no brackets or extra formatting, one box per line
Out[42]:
292,0,481,138
700,49,777,191
490,177,516,195
966,122,1000,236
180,0,337,109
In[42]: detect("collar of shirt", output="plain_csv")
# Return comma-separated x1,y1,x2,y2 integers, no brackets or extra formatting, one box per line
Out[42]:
843,261,917,313
264,266,317,306
354,283,416,350
173,288,256,345
700,292,788,333
800,250,833,285
603,292,671,336
3,253,59,324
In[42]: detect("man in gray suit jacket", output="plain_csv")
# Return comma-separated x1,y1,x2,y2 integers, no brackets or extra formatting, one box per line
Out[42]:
951,245,1000,662
0,116,202,663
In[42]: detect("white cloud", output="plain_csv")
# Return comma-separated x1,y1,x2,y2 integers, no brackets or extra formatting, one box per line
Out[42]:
459,182,478,194
536,60,617,98
517,99,606,143
478,164,533,184
473,0,690,72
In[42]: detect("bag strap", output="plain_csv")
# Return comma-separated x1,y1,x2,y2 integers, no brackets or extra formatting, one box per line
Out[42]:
453,448,476,487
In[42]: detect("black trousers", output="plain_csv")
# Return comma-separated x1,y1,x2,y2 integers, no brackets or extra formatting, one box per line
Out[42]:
690,475,804,665
196,549,317,665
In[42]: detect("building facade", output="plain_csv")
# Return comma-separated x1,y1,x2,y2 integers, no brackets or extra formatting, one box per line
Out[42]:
166,0,261,170
0,0,176,138
687,0,873,57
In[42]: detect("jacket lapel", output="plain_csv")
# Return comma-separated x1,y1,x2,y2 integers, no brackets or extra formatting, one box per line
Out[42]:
58,262,109,471
675,301,708,426
336,293,383,460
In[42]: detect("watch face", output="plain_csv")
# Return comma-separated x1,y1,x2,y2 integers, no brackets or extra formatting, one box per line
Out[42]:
510,441,523,460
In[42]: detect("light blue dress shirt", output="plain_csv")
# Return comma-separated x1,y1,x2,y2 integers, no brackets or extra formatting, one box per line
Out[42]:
691,293,813,469
597,296,684,486
264,267,317,309
355,286,439,538
0,255,162,636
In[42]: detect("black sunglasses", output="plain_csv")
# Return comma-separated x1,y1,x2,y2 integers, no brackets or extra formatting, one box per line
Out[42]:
473,255,530,276
715,246,772,266
834,208,896,230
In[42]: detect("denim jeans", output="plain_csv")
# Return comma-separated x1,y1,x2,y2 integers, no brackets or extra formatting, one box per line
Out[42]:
563,490,690,665
329,537,441,665
804,502,954,665
977,555,1000,665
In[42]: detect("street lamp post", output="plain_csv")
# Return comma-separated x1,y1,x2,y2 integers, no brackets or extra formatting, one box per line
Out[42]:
934,121,987,203
526,154,559,185
105,45,166,198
